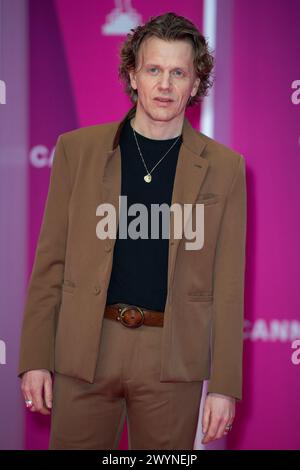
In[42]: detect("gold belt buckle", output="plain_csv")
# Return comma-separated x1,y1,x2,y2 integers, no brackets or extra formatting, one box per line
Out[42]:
117,304,145,328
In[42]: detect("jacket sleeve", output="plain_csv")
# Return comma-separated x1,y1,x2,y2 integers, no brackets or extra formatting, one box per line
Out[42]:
207,154,247,401
17,134,71,378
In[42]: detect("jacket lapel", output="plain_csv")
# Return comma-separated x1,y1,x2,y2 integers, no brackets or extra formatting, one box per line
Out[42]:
166,117,209,295
100,106,209,294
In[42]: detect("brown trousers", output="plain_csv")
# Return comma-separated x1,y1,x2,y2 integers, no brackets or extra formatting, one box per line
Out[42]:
48,316,204,450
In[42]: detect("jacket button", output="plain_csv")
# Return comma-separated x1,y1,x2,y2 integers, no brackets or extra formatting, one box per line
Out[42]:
105,244,112,252
93,286,101,295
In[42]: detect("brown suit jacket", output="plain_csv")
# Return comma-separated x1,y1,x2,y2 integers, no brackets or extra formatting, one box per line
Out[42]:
18,105,247,401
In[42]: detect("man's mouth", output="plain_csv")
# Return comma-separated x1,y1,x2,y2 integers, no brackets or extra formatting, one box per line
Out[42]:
154,97,173,102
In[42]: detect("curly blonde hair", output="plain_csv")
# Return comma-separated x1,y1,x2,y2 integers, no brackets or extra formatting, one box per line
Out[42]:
118,11,215,107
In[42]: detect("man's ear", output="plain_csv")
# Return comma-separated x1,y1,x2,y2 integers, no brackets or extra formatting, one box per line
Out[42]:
191,77,201,97
129,69,137,90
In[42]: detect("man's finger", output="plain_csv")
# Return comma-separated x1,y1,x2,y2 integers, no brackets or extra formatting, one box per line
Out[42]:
202,404,211,434
214,416,230,439
202,415,220,444
44,377,53,409
31,387,50,415
23,393,35,411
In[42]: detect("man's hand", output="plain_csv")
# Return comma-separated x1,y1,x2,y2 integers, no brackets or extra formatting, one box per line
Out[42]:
201,393,235,444
20,369,53,415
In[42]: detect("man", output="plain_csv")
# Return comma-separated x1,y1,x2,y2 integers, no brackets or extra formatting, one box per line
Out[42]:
18,12,247,449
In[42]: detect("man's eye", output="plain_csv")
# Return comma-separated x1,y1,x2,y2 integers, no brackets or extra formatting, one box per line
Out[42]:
147,68,183,76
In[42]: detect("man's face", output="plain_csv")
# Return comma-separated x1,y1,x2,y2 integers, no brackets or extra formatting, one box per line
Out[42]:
129,36,200,122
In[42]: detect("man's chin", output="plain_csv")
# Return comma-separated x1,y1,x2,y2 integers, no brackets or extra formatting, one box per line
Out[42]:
147,108,177,122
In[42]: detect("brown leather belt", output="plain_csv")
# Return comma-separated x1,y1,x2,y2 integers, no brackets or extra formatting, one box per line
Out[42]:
104,303,164,328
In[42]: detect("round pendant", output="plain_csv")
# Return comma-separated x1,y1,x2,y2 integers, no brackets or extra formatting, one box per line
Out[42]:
144,174,152,183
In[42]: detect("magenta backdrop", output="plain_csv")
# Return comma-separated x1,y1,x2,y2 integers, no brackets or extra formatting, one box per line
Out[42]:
229,0,300,450
24,0,300,450
27,0,204,450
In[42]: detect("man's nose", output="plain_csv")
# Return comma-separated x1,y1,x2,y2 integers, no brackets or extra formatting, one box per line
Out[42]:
158,72,172,90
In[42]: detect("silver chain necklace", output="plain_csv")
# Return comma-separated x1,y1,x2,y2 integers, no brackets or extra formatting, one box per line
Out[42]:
132,125,181,183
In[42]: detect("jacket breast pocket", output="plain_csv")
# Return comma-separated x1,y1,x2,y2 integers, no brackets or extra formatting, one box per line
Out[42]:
195,193,220,206
187,293,213,302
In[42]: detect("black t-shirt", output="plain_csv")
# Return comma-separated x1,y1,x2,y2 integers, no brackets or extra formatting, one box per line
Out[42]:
106,118,182,312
